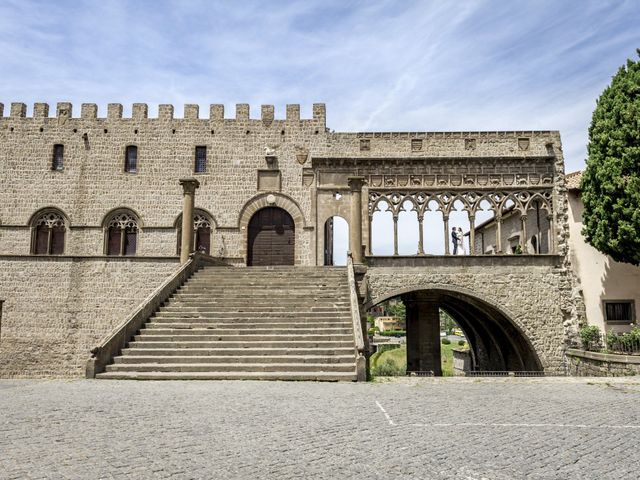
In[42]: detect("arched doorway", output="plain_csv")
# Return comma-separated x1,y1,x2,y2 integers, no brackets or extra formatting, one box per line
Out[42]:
366,288,543,376
247,207,295,266
324,216,349,266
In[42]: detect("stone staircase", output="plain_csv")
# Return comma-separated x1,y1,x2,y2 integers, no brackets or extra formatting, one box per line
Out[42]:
96,266,358,381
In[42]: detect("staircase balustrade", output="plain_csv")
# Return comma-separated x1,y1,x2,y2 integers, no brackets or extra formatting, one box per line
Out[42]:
347,252,367,381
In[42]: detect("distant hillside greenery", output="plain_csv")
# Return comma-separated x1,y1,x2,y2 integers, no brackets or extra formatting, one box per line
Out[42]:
581,49,640,265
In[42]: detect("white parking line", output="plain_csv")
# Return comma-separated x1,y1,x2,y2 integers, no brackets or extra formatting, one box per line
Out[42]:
409,422,640,429
375,400,395,426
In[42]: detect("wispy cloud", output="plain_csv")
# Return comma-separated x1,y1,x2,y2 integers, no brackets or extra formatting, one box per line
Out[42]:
0,0,638,169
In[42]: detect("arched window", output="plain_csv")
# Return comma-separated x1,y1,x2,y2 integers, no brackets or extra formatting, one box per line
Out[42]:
125,145,137,173
105,211,139,256
31,210,66,255
176,211,212,255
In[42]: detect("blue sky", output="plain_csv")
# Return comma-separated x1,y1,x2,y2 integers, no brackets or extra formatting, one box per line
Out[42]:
1,0,639,172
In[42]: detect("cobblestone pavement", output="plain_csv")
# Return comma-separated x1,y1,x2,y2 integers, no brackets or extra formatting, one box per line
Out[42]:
1,378,640,479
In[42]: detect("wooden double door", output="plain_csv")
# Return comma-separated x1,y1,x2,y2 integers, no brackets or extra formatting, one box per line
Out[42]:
247,207,295,266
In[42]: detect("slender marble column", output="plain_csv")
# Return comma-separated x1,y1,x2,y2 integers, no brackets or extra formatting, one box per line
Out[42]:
179,178,200,264
520,214,528,253
547,214,555,254
468,214,476,255
496,214,503,253
443,214,450,255
393,214,399,256
417,214,425,255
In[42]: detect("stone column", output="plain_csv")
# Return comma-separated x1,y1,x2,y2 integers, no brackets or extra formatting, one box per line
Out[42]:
547,214,555,254
392,214,399,256
403,293,442,375
348,177,365,263
417,214,425,255
179,178,200,264
520,214,528,253
366,214,373,256
468,214,476,255
403,294,421,373
443,214,450,255
495,214,503,253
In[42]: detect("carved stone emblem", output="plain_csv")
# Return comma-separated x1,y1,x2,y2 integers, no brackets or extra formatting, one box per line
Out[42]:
295,146,309,165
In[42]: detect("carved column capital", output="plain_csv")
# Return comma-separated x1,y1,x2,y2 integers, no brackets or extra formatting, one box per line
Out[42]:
179,178,200,195
347,176,365,192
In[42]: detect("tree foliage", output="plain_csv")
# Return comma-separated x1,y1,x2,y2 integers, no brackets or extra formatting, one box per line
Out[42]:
581,50,640,265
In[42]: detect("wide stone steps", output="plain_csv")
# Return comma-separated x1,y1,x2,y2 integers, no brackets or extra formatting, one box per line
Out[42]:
97,265,358,381
157,306,349,313
140,327,353,335
114,354,354,365
105,362,355,373
150,315,351,323
96,371,357,381
120,347,355,356
133,333,353,342
127,340,353,349
143,322,351,330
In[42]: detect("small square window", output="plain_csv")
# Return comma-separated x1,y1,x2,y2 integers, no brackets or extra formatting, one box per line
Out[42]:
603,300,635,324
195,146,207,173
360,139,370,152
52,144,64,170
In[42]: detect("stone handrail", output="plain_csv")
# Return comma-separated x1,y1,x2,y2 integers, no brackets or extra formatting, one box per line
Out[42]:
347,252,366,381
86,252,225,378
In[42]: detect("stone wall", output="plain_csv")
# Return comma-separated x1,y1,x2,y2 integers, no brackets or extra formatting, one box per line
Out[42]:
0,257,178,377
0,102,327,264
567,349,640,376
0,102,582,377
365,260,572,374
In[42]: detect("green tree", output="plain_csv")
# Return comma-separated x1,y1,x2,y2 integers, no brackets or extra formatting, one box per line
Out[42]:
385,300,406,322
581,50,640,265
439,308,457,335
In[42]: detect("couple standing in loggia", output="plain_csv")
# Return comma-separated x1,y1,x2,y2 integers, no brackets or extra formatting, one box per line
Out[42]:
451,227,466,255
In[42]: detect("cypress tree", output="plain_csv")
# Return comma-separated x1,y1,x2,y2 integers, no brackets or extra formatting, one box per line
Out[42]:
581,50,640,265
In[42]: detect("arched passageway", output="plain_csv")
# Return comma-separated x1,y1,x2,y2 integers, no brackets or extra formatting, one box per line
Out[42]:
368,289,542,375
324,216,349,266
247,207,295,266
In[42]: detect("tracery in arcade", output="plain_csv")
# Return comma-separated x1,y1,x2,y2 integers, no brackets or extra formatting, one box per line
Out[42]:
368,189,554,256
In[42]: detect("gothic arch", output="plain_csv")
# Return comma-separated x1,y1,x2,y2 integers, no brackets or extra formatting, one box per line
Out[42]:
27,206,70,228
173,208,218,229
174,208,217,255
29,207,70,255
101,207,142,256
101,207,144,230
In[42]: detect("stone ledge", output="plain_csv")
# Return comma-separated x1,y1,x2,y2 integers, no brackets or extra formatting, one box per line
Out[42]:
365,255,562,268
566,348,640,365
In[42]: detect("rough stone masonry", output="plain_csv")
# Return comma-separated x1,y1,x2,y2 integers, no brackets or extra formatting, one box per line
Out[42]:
0,102,583,377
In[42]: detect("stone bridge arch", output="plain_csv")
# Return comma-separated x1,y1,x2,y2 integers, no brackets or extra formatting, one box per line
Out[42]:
364,263,568,374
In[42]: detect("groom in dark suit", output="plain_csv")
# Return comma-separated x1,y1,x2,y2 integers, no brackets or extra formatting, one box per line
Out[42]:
451,227,458,255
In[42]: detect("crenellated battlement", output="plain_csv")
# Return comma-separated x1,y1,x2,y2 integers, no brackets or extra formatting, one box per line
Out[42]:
0,102,326,124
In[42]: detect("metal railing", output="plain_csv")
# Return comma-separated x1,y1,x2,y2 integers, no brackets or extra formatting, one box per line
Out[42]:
581,331,640,356
465,371,549,377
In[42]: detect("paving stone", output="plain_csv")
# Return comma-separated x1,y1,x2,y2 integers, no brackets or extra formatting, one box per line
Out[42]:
0,378,638,479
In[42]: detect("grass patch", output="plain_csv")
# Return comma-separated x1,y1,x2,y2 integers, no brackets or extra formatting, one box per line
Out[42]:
369,342,469,377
